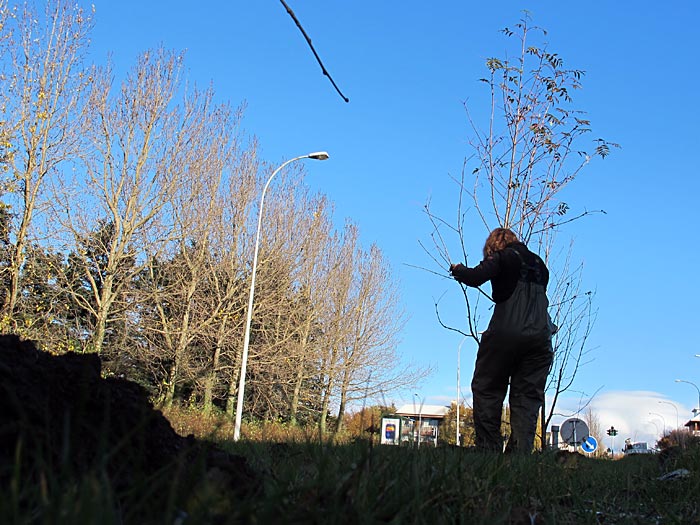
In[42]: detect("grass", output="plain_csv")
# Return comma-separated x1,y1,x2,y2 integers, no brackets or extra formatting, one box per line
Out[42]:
2,411,699,524
222,442,700,524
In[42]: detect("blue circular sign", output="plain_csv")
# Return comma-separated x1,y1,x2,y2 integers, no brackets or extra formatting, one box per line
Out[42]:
580,435,598,454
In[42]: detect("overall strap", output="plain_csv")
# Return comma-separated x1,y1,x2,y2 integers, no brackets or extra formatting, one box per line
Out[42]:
508,247,543,283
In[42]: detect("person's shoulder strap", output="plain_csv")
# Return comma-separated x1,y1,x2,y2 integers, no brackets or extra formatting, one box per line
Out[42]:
508,247,542,283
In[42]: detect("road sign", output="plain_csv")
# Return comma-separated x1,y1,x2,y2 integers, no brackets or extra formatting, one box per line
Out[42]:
580,435,598,454
559,418,589,445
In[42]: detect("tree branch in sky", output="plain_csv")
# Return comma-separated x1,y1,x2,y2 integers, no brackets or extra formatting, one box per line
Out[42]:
279,0,349,103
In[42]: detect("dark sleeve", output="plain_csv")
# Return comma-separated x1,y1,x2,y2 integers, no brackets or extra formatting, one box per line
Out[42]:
450,253,501,287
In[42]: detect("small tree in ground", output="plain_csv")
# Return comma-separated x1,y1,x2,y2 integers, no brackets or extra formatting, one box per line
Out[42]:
422,15,617,439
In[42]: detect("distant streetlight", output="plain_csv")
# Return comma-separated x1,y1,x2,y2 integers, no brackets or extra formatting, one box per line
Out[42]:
647,419,660,436
456,337,467,446
649,412,666,434
414,393,423,448
658,400,679,429
233,151,330,441
675,379,700,416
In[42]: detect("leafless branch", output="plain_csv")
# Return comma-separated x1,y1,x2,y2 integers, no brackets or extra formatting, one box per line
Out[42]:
279,0,349,103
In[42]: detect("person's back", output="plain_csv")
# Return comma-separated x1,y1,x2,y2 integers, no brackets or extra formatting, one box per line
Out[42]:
487,242,551,340
449,228,554,452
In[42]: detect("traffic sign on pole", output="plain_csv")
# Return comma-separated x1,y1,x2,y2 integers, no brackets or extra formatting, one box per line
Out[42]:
581,435,598,454
560,418,590,446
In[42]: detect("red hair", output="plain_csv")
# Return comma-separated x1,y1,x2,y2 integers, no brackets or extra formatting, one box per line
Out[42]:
483,228,519,257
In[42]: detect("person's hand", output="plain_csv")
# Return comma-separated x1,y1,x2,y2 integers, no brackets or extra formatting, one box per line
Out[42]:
449,263,465,276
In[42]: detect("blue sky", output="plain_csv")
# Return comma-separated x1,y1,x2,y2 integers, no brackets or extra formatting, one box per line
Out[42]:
87,1,700,449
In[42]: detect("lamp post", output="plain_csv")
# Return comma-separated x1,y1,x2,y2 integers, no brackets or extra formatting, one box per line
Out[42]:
414,393,423,448
647,420,660,434
233,152,330,441
675,379,700,416
649,412,666,435
456,337,467,446
658,400,679,429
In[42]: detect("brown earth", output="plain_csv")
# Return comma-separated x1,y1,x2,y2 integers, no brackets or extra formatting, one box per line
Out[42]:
0,334,257,496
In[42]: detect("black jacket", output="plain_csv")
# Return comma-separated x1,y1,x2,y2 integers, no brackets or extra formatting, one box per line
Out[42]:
450,242,548,303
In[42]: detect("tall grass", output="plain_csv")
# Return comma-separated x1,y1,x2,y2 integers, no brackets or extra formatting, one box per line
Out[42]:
221,442,700,524
3,405,699,524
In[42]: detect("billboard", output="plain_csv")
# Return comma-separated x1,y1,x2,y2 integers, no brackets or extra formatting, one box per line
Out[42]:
380,417,401,445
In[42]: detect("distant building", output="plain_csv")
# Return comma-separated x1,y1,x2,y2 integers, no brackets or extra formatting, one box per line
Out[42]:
381,404,450,446
683,415,700,435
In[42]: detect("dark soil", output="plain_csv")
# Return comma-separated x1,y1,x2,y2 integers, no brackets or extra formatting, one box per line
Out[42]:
0,334,257,498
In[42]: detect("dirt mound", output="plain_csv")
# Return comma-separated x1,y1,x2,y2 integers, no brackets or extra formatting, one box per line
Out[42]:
0,334,255,493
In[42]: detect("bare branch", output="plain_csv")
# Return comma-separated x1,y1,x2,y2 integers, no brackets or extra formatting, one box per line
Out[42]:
279,0,349,103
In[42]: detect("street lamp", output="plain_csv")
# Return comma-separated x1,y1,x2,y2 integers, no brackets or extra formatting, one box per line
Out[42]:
414,393,423,448
658,400,679,429
647,420,660,439
675,379,700,416
233,151,330,441
456,337,467,446
649,412,666,435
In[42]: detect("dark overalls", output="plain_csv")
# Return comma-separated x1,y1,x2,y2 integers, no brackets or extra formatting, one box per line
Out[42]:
452,244,554,452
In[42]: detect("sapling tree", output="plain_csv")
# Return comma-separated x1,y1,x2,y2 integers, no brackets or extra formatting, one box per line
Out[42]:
422,16,617,436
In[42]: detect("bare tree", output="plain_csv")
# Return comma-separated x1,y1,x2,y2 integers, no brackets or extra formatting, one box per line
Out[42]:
311,223,428,434
333,243,429,434
583,406,605,457
286,195,335,424
314,223,366,433
422,16,616,432
0,0,12,175
195,137,260,415
0,0,92,325
209,147,262,416
135,93,251,408
51,47,194,355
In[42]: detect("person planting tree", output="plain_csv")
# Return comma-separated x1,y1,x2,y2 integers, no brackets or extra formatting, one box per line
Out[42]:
450,228,555,452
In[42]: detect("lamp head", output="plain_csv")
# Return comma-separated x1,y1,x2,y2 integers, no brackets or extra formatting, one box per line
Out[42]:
308,151,329,160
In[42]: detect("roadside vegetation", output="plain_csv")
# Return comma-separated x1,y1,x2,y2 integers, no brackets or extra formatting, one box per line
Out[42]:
3,422,699,524
1,335,698,524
